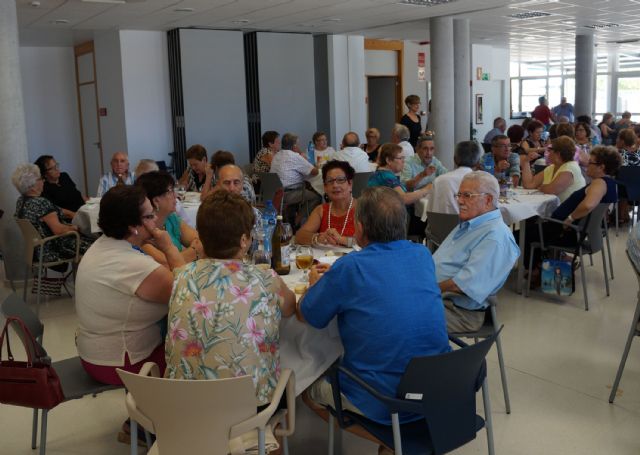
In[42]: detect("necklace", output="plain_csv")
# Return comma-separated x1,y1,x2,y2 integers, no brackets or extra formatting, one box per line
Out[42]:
328,197,353,236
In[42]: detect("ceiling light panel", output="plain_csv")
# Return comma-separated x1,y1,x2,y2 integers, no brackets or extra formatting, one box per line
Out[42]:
508,11,552,19
399,0,457,6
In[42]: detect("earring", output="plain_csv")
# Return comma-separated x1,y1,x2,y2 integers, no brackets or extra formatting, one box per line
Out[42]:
134,228,139,236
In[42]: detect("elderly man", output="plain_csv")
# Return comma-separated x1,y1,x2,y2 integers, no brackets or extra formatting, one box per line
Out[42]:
552,97,574,123
96,151,135,197
433,171,519,332
428,140,483,214
214,164,262,225
300,186,450,426
391,123,414,158
483,117,507,144
532,96,552,127
481,134,520,186
401,134,447,191
332,131,370,172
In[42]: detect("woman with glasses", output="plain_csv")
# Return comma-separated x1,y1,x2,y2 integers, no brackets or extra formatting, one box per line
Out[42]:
367,143,432,205
135,171,203,266
360,127,382,162
11,163,93,264
520,136,586,203
76,185,184,386
34,155,86,220
296,160,357,247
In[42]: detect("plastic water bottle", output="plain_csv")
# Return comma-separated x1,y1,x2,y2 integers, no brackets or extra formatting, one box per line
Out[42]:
262,200,278,256
307,141,315,164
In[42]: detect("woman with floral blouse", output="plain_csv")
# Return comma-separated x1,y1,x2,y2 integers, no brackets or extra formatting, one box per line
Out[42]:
165,191,296,406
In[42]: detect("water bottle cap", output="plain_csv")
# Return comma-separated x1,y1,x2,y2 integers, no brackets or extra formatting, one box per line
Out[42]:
277,215,283,220
265,200,273,206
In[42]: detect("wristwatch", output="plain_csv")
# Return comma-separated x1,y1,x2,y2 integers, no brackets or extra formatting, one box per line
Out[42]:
567,215,574,223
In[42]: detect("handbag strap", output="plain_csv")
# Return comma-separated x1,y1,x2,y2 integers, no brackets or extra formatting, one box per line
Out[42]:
0,317,39,366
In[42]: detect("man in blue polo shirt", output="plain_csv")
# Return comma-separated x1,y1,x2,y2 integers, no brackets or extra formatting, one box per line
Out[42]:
299,186,450,425
434,171,520,332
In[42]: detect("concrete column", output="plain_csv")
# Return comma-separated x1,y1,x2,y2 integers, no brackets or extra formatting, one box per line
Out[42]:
574,33,595,118
429,17,455,170
453,18,471,144
0,1,28,220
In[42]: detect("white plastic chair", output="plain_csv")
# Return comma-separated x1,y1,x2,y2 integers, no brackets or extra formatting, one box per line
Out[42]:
117,364,295,455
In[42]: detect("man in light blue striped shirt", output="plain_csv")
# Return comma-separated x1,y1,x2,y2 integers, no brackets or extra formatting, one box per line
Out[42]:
401,135,447,191
96,151,135,197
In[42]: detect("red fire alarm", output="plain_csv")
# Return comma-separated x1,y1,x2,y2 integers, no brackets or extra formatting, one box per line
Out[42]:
99,107,107,117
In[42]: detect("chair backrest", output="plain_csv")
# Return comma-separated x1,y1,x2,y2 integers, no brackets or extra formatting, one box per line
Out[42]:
533,164,547,175
426,212,459,246
352,172,373,198
118,371,257,455
617,166,640,201
0,219,28,284
397,334,496,455
257,173,284,205
1,291,45,358
581,203,609,254
14,218,41,267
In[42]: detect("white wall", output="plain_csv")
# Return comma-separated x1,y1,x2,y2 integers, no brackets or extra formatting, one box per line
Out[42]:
120,30,173,167
94,30,127,166
471,44,510,140
327,35,367,147
19,46,85,190
365,50,397,76
403,41,430,128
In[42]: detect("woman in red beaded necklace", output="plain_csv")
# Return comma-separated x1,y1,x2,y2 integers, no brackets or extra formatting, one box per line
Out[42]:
295,160,357,248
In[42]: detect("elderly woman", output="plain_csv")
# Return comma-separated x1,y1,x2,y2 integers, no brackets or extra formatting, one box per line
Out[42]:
75,185,184,384
367,143,431,205
598,113,616,146
134,159,159,177
178,144,209,192
617,128,639,166
165,191,296,406
400,94,423,147
296,160,357,247
312,131,336,166
135,171,203,266
360,127,382,162
201,150,256,204
525,146,620,278
34,155,86,220
12,164,93,263
521,119,547,158
253,130,280,176
520,136,586,203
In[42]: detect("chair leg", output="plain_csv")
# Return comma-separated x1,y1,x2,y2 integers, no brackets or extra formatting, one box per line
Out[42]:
579,251,589,311
481,377,495,455
31,408,38,449
391,413,403,455
606,231,614,280
609,330,637,403
36,262,44,317
130,420,138,455
493,324,511,414
602,251,610,297
615,202,619,237
281,414,290,455
258,428,266,455
23,265,29,303
144,431,152,450
39,409,48,455
328,414,334,455
526,245,537,298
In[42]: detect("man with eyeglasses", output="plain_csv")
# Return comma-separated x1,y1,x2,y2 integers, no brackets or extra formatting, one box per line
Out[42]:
433,171,519,332
481,135,520,186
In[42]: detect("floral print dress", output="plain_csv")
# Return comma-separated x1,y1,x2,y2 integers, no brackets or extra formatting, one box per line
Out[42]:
165,259,283,406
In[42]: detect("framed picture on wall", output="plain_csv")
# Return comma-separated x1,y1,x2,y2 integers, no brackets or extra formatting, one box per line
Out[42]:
475,94,484,124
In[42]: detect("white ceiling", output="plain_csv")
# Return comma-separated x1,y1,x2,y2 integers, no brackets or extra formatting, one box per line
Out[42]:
15,0,640,60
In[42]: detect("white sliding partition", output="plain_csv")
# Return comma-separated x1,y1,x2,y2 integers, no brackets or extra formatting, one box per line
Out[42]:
179,29,250,165
256,32,317,149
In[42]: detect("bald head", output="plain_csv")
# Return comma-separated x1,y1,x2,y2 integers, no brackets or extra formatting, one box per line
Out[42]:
216,164,244,195
342,132,360,148
111,151,129,175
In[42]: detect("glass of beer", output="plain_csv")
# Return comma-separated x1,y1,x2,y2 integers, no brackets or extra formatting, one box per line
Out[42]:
295,245,314,280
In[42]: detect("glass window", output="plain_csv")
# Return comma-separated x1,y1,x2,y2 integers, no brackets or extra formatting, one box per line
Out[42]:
510,62,520,78
563,78,575,105
511,79,520,113
520,62,547,77
618,53,640,73
522,78,547,112
548,77,562,107
595,75,609,115
617,77,640,113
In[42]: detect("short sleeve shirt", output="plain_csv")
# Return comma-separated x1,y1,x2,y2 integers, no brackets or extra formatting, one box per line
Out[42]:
367,169,406,191
270,149,315,188
542,161,586,202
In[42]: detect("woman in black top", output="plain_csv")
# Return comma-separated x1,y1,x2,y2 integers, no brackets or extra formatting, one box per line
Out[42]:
360,127,382,162
399,94,423,148
35,155,86,219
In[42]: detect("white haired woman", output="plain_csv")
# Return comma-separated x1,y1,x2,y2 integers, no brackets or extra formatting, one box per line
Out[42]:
12,164,94,263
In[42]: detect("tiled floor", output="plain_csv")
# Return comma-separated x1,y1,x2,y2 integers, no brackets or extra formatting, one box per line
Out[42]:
2,227,640,454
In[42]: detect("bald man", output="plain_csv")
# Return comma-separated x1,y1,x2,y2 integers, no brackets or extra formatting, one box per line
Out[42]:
214,164,262,226
332,132,370,172
96,151,135,197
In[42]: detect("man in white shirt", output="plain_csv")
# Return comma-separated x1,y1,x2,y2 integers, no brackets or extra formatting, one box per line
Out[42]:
428,141,483,214
96,151,135,197
391,124,415,158
332,132,371,172
270,132,321,214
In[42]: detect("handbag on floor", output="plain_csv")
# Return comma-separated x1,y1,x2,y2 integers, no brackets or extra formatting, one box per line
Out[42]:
31,274,66,296
541,258,574,296
0,316,65,409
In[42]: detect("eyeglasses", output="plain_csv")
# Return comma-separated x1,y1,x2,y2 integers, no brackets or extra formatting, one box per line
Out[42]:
46,164,59,172
393,156,405,161
325,177,348,185
455,192,488,200
141,213,157,220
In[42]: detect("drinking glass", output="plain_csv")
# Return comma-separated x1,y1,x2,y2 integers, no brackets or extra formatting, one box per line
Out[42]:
295,245,314,281
252,250,271,271
175,184,186,201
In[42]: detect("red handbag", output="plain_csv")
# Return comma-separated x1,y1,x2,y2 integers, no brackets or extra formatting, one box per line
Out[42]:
0,317,65,410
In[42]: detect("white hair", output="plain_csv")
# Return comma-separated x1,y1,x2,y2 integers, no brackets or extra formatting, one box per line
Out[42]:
461,171,499,208
11,164,41,195
392,123,410,141
134,159,159,176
